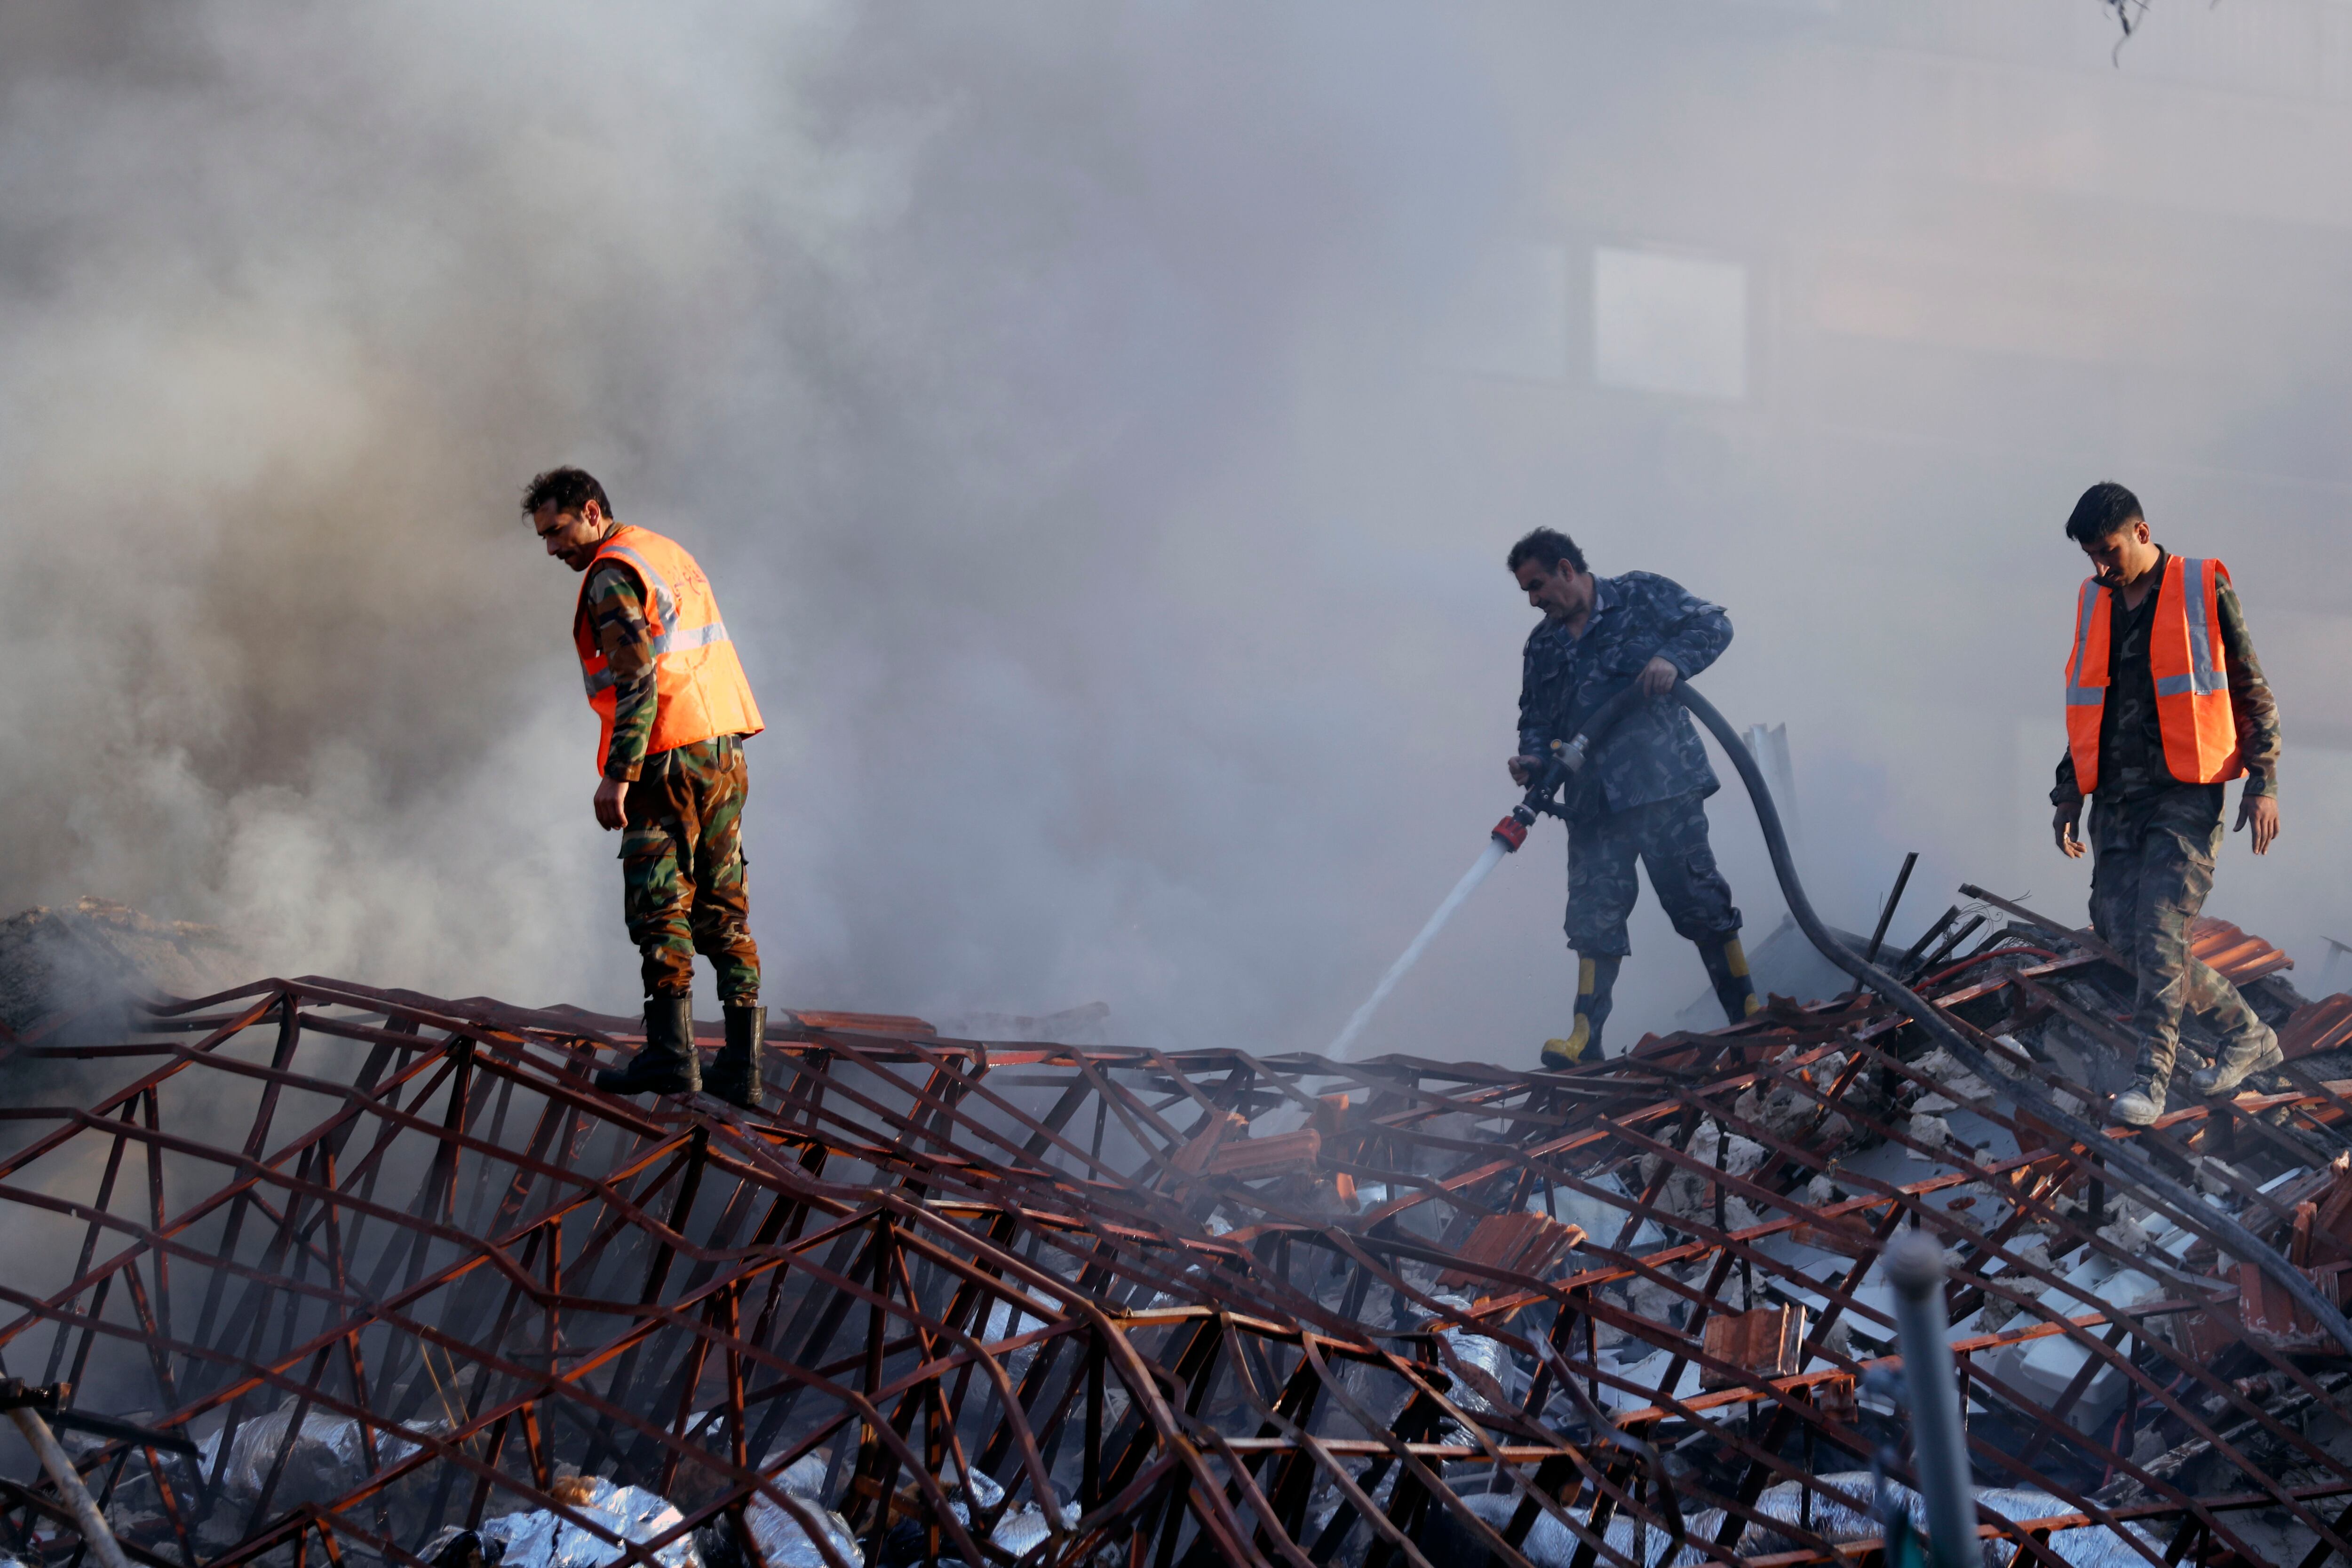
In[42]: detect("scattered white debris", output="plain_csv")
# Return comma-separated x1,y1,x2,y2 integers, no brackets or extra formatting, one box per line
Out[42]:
1905,1111,1953,1154
480,1477,699,1568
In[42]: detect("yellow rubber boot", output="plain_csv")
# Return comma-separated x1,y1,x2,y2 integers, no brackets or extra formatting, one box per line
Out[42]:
1542,954,1620,1067
1541,1015,1591,1069
1699,934,1760,1025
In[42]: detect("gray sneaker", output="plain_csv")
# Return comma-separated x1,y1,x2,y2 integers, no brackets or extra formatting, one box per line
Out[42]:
2191,1034,2283,1098
2111,1079,2166,1127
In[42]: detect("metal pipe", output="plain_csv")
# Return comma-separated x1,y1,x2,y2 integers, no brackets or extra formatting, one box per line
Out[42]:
1886,1231,1976,1568
1863,851,1919,967
9,1406,131,1568
1845,850,1919,1002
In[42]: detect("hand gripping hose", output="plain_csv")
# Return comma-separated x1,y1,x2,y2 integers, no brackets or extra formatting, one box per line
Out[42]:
1666,676,2352,1357
1491,682,1653,850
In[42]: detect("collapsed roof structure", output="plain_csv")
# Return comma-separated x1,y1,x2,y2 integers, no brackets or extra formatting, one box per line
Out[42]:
1,883,2351,1568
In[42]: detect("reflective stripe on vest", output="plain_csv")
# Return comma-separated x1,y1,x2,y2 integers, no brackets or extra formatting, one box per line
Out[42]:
596,543,678,627
2154,557,2226,699
573,524,763,772
577,621,734,695
2065,578,2105,710
2061,553,2241,795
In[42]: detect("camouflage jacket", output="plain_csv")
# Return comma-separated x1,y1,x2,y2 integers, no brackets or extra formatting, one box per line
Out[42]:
1517,571,1734,820
585,563,659,782
2051,549,2281,806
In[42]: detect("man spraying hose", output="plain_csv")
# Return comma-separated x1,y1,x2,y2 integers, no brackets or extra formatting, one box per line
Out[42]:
1506,528,1758,1066
526,466,770,1111
2051,481,2283,1127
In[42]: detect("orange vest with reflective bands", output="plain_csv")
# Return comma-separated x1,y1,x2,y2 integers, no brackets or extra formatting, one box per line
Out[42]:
574,525,763,773
2064,553,2241,795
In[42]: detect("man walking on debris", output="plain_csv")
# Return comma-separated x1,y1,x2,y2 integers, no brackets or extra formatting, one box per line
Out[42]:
1508,528,1757,1067
526,467,769,1110
2052,481,2282,1127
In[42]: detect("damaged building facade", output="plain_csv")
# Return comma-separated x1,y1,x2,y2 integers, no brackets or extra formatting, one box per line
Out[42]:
0,883,2350,1567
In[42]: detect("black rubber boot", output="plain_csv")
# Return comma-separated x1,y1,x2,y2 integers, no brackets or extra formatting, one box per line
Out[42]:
1699,934,1761,1026
596,995,701,1097
1543,953,1621,1067
705,1004,766,1111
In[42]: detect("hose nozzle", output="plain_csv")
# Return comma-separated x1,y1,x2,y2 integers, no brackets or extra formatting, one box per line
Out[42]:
1491,810,1531,852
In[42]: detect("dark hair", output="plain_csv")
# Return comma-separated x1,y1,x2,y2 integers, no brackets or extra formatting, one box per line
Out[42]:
2064,481,2141,545
1506,527,1587,575
522,467,613,521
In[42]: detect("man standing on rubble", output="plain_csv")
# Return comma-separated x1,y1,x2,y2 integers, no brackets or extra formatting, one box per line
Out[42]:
526,467,769,1111
1508,528,1757,1067
2052,481,2282,1127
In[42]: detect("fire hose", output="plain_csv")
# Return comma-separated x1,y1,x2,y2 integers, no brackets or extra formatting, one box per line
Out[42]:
1501,677,2352,1358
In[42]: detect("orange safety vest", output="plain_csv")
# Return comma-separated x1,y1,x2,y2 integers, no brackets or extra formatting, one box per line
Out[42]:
574,525,763,773
2064,553,2241,795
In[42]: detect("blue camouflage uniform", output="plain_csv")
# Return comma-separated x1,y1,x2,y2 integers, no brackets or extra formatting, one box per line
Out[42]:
1518,572,1753,1064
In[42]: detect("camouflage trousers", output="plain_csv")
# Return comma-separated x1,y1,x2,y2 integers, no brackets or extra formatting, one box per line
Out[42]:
621,736,760,1004
1564,790,1740,958
2087,785,2267,1085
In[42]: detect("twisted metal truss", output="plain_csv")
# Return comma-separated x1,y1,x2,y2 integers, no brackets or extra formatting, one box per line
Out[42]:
0,909,2348,1568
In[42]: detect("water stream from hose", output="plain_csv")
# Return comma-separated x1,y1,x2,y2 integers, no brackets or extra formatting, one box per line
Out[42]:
1326,836,1510,1059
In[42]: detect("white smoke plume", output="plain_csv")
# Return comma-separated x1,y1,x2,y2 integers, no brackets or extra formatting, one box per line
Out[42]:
2,2,2347,1055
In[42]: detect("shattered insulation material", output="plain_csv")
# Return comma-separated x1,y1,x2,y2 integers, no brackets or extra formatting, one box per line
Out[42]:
477,1479,698,1568
0,903,2351,1567
194,1401,426,1503
730,1491,859,1568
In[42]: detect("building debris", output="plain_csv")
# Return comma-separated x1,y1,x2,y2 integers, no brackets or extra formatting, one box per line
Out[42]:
1,884,2351,1565
0,899,241,1043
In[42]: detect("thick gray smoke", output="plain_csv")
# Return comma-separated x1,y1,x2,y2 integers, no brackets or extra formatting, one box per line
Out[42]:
3,2,2347,1057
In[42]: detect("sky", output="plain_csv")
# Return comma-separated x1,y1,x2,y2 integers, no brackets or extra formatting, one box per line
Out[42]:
3,0,2349,1059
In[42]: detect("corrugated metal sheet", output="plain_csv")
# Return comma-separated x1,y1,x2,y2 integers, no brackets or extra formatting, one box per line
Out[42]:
2282,992,2352,1061
2190,915,2296,984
